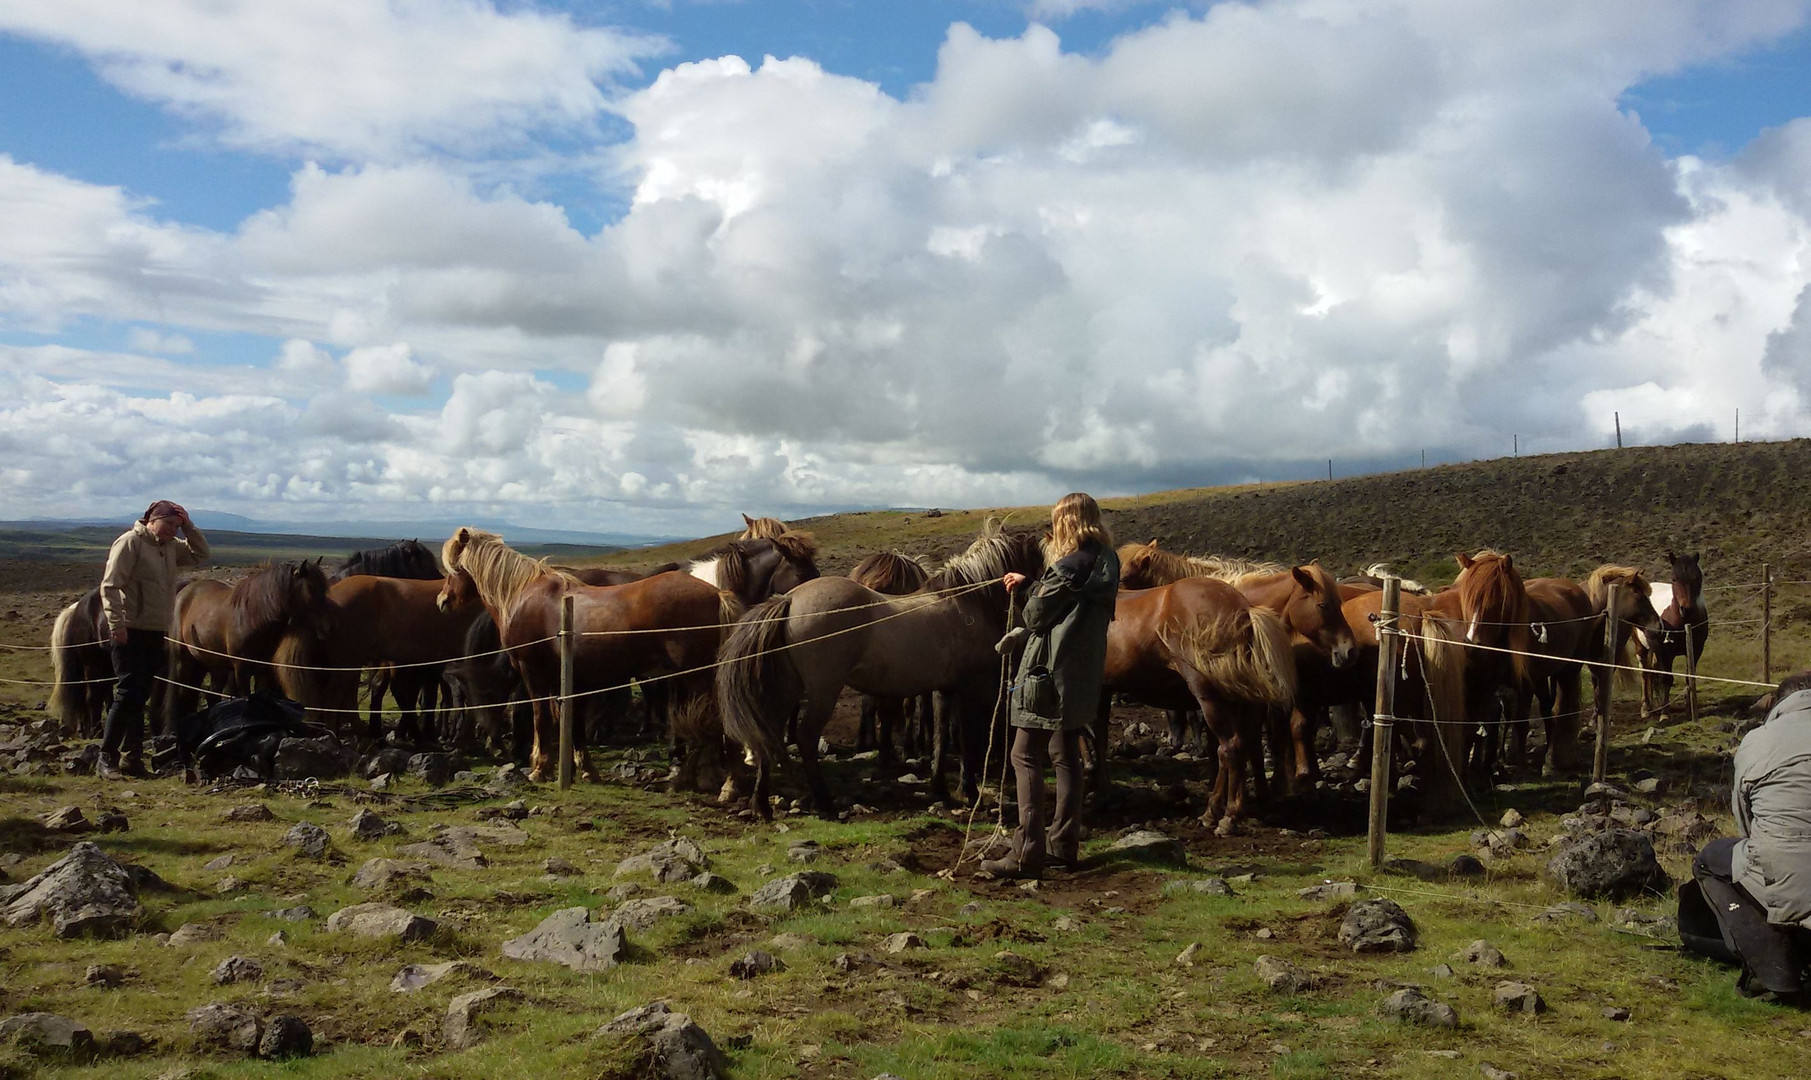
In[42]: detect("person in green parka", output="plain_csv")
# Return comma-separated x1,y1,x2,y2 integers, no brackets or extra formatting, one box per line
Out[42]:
983,492,1118,880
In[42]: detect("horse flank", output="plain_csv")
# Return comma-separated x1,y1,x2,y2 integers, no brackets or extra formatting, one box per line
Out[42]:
1167,605,1297,708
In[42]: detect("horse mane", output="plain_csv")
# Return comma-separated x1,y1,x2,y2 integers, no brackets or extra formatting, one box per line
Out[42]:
1456,550,1531,678
1119,541,1286,588
443,528,572,616
1584,564,1650,608
768,530,817,561
334,538,440,581
850,552,928,595
231,560,321,637
928,527,1042,590
739,515,789,540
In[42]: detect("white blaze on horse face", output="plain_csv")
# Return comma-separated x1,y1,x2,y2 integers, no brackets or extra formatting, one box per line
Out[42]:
689,557,721,587
1466,611,1482,643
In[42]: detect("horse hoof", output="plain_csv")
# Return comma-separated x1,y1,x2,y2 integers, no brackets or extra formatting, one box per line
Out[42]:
1213,816,1239,838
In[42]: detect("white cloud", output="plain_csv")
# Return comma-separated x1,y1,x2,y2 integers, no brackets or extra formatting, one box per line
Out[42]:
343,343,434,396
0,0,665,161
125,328,194,354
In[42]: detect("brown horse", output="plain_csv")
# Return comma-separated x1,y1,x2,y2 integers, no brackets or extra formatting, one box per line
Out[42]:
1634,551,1710,716
1095,577,1296,830
717,528,1043,816
1116,542,1356,794
49,588,112,737
272,576,484,743
1422,551,1532,787
165,561,335,726
739,514,790,540
438,529,819,783
848,552,935,762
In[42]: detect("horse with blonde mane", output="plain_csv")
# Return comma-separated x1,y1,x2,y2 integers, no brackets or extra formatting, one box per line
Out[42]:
436,528,819,783
739,514,790,541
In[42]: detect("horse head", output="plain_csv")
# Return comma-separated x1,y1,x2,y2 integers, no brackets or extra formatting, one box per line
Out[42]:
1115,539,1163,588
1287,562,1357,668
1453,549,1532,676
738,514,790,541
288,557,336,638
437,567,479,613
1667,550,1704,610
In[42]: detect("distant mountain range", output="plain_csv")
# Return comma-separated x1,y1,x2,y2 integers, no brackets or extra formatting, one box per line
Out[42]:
8,512,676,550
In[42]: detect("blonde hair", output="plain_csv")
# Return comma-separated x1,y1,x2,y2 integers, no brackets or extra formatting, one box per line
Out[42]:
1045,492,1113,561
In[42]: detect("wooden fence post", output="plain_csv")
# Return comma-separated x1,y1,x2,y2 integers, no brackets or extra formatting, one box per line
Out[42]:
559,592,575,791
1594,583,1619,785
1684,609,1698,727
1762,563,1773,686
1367,576,1401,868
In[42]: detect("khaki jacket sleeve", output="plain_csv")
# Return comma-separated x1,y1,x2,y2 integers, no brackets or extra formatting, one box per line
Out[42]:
177,525,210,566
100,534,136,631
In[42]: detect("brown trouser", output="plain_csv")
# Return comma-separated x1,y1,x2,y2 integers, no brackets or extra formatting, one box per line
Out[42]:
1010,725,1084,869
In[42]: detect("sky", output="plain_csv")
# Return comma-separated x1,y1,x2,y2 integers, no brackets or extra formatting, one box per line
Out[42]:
3,1,1811,539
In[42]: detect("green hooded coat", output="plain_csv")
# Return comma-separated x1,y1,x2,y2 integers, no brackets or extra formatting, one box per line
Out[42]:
1009,541,1119,732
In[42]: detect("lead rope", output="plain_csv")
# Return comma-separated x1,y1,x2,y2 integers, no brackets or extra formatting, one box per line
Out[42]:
946,587,1017,879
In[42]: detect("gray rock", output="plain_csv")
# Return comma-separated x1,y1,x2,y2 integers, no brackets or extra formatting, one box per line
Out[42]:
1449,854,1487,878
267,931,287,947
273,734,348,780
501,907,626,973
283,823,332,860
1382,857,1446,882
615,838,710,883
204,854,236,872
1106,829,1187,866
613,896,693,930
992,950,1046,987
596,1002,728,1080
391,960,496,993
1460,939,1508,968
325,903,438,941
1174,942,1203,966
1299,881,1358,902
881,932,924,953
397,829,488,870
690,872,736,894
729,950,784,979
1602,1005,1631,1021
1429,963,1456,979
1378,987,1458,1028
1338,899,1417,953
0,1012,95,1057
604,882,645,902
43,806,93,833
258,1014,313,1059
269,905,316,922
0,842,142,938
1632,777,1664,795
1254,955,1311,993
1500,808,1524,829
445,986,523,1050
1479,1065,1519,1080
407,752,454,787
359,748,412,778
166,921,222,946
1545,829,1670,900
348,808,401,841
1535,901,1600,925
103,1029,148,1056
211,955,264,985
1612,908,1678,935
1494,981,1546,1013
849,894,896,909
84,964,123,988
543,857,579,877
225,803,275,822
748,872,838,912
787,841,823,864
1164,877,1235,897
351,857,432,892
188,1002,262,1052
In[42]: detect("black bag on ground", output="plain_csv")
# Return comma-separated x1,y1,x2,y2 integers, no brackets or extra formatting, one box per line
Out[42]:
176,691,332,781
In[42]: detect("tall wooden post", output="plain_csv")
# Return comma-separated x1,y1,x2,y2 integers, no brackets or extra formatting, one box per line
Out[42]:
1367,576,1401,868
558,592,575,791
1762,563,1773,685
1594,583,1619,784
1614,411,1622,448
1684,611,1699,727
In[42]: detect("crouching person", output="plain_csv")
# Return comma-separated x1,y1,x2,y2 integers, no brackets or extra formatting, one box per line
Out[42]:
1679,671,1811,1001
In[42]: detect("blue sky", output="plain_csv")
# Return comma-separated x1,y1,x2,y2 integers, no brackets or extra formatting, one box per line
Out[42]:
2,1,1811,537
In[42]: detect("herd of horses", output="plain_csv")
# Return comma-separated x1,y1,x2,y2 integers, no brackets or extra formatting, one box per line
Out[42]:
45,516,1713,830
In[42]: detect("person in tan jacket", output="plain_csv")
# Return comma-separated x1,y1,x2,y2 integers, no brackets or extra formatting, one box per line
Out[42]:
97,500,209,779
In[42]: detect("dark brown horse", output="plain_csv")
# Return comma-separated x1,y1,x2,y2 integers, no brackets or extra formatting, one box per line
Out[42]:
717,528,1043,816
165,561,335,726
438,529,819,783
329,538,446,740
1635,551,1709,716
848,551,935,762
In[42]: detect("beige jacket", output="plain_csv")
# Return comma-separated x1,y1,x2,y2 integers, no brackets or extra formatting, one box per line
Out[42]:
100,522,210,632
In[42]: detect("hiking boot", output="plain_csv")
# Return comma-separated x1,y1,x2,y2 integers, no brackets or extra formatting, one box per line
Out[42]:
980,853,1043,880
96,754,126,782
120,755,150,779
1048,842,1081,873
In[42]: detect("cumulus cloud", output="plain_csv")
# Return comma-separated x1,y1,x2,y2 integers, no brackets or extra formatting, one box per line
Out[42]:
5,1,1811,533
0,0,665,161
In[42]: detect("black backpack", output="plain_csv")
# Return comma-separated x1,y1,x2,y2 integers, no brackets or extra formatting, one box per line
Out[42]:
175,691,329,781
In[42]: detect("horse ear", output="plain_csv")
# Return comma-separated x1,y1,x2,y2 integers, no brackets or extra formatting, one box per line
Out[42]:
1665,550,1675,564
742,513,754,526
1502,554,1515,571
1291,565,1317,591
1455,553,1474,569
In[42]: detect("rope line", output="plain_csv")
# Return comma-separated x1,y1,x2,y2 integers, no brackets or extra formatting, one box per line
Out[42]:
1381,625,1776,690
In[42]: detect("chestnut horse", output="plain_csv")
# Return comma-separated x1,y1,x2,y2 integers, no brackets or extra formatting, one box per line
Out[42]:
717,528,1044,816
328,538,446,740
1116,542,1357,795
1095,578,1296,830
848,551,936,762
1423,551,1532,788
1634,551,1709,716
165,561,335,727
438,529,819,783
49,588,112,737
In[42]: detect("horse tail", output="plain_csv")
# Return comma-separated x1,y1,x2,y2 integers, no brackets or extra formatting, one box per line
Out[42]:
1415,614,1471,818
715,595,799,770
273,631,358,733
48,603,86,728
718,589,747,626
1171,606,1296,708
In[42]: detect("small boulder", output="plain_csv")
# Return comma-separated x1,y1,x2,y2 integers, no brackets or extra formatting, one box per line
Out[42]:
0,1012,95,1058
187,1002,262,1053
1460,940,1508,968
1164,877,1234,897
1545,830,1669,901
1299,881,1358,902
1106,829,1187,866
83,964,123,989
1494,981,1546,1014
283,823,332,860
407,752,454,788
1535,901,1600,925
325,903,438,941
1174,942,1203,967
881,932,925,954
729,950,784,979
613,896,693,930
351,858,432,892
596,1002,728,1080
501,907,626,973
258,1014,313,1059
748,872,838,912
1448,854,1487,878
615,838,709,883
1378,987,1458,1028
391,960,496,993
225,804,275,823
166,921,223,947
0,842,142,938
849,894,896,909
210,955,264,985
272,734,348,780
42,806,93,834
397,829,488,871
1255,955,1311,993
1338,899,1417,953
348,808,401,841
543,857,580,877
991,950,1046,987
444,987,523,1050
690,872,736,894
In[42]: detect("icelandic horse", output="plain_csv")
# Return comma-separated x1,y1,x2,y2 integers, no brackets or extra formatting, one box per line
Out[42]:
1116,542,1358,795
848,551,936,762
437,529,819,784
1422,551,1533,789
49,588,113,737
165,561,335,728
1514,566,1662,774
327,538,447,740
717,528,1044,817
1634,551,1709,717
1095,577,1297,831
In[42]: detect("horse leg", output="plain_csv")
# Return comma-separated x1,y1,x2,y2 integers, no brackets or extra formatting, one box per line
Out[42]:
857,694,877,754
1546,666,1585,775
1290,707,1320,789
791,692,838,815
929,690,957,806
1165,709,1188,751
527,697,551,782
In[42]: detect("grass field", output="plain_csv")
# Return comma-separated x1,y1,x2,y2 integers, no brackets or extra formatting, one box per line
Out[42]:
4,440,1811,1078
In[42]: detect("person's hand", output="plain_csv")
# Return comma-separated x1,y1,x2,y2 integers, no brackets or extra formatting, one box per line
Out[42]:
170,504,191,529
110,626,128,645
1003,572,1027,592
